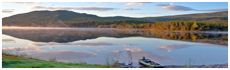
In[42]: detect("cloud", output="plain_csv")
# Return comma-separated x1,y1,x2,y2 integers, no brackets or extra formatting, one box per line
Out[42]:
155,4,169,6
2,39,15,43
29,6,72,10
2,9,14,13
155,3,195,11
198,8,228,12
136,12,161,14
3,2,42,5
76,7,116,11
156,3,228,12
125,2,151,6
48,4,54,6
29,6,116,11
122,8,139,10
154,44,192,52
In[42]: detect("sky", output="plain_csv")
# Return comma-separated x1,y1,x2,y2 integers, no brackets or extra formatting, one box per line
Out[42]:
2,2,228,18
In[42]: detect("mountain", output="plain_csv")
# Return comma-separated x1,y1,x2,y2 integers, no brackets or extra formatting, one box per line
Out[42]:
144,11,228,22
2,10,140,27
2,10,228,27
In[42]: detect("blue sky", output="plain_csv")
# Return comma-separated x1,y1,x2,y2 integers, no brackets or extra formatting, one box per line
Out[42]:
2,2,228,18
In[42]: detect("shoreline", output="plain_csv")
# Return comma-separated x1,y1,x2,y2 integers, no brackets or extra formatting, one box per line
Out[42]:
2,26,228,33
2,26,228,46
2,53,228,68
2,53,114,68
163,64,228,68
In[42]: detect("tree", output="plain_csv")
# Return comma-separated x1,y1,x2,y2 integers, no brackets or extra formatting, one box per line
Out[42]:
191,21,198,31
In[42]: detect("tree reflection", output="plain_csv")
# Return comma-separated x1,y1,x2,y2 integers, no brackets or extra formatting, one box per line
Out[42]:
2,28,227,45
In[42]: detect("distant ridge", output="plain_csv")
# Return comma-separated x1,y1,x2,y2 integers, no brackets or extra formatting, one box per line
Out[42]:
155,11,228,18
144,11,228,22
2,10,228,27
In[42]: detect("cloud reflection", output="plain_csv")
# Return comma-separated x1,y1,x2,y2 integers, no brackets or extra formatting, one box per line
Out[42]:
29,41,114,47
2,46,97,62
108,47,171,62
2,46,46,55
2,39,16,43
155,44,192,52
197,43,227,48
122,43,134,47
33,50,97,62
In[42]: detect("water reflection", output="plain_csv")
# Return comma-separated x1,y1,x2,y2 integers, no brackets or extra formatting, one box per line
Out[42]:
28,41,114,46
155,44,192,52
2,46,97,62
2,28,140,43
108,47,171,62
33,50,97,62
2,36,228,65
2,28,228,45
2,28,228,66
2,39,16,43
2,46,46,56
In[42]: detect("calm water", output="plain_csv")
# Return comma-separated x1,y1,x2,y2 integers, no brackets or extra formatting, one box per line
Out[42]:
2,27,228,67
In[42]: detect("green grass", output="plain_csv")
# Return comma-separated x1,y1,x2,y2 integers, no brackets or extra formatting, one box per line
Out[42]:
2,53,114,68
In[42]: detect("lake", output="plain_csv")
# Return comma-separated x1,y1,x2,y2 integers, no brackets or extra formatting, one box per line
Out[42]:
2,27,228,67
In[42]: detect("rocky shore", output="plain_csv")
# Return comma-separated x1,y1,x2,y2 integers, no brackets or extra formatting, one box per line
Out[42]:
164,64,228,68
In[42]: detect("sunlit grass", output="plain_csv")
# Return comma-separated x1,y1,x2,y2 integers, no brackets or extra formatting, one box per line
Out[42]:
2,53,115,68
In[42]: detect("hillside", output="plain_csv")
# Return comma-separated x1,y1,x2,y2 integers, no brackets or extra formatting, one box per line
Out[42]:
144,11,228,22
2,10,139,27
2,10,228,27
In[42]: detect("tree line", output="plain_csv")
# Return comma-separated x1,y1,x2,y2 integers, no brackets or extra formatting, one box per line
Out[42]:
4,19,227,31
65,20,227,31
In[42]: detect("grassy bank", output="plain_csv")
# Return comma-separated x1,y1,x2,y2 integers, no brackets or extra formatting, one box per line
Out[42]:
2,53,113,68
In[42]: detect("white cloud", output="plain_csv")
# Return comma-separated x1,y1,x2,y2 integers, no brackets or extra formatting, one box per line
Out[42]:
48,4,54,6
136,12,161,14
29,6,116,11
76,7,116,11
3,2,42,5
155,3,195,11
125,2,151,6
122,8,139,10
156,3,227,12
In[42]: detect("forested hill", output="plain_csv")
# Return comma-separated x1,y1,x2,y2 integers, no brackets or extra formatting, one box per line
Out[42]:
162,11,228,18
2,10,228,27
2,10,142,26
144,11,228,22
